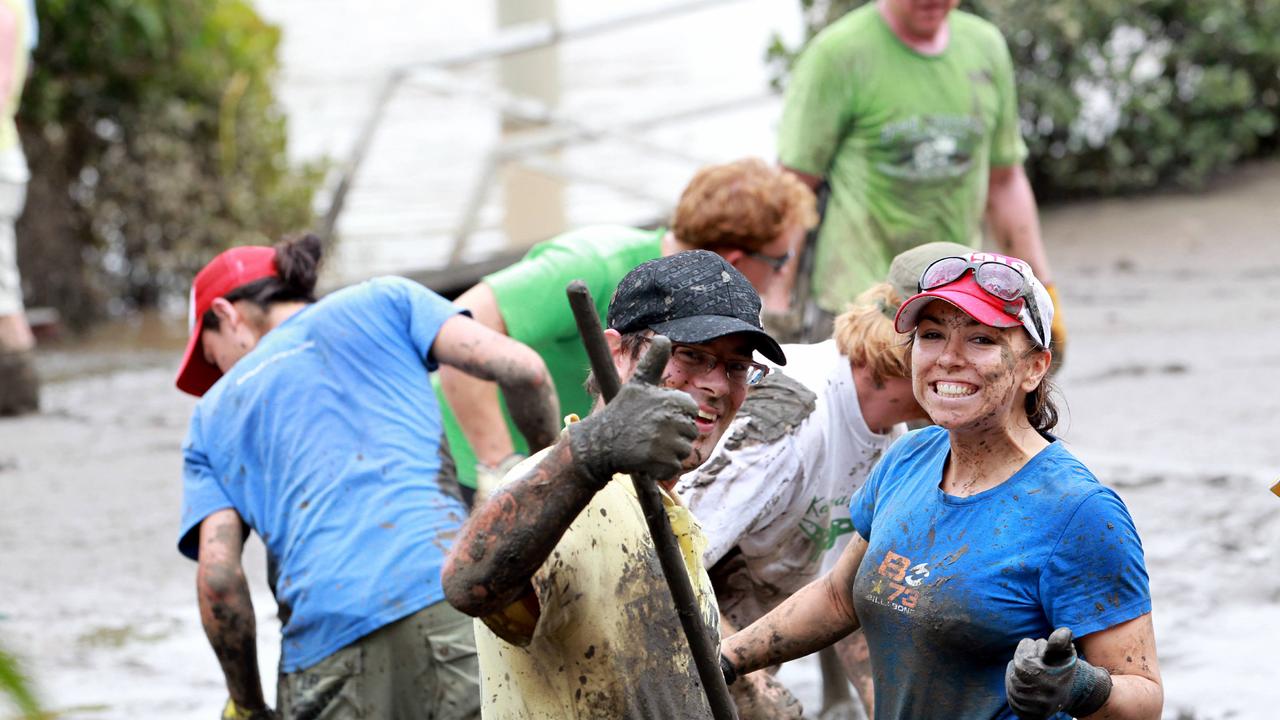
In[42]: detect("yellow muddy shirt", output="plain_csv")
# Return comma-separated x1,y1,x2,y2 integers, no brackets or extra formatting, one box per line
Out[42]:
475,449,720,719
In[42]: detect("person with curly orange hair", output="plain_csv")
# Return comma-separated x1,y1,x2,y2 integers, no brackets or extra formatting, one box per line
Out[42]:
435,158,816,506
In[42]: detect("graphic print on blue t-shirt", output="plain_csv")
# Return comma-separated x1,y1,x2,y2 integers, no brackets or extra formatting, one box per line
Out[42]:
176,277,468,672
849,426,1151,719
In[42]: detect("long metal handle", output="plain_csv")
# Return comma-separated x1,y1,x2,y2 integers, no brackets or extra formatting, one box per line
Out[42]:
565,280,737,720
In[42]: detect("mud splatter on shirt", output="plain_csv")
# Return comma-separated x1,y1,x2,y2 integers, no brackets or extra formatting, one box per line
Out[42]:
475,458,718,719
850,426,1151,719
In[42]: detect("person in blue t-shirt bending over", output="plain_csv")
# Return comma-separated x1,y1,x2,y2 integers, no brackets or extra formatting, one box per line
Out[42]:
174,234,559,720
720,251,1162,719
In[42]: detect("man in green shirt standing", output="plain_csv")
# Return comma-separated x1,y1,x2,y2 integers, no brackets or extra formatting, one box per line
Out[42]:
778,0,1065,359
435,158,817,503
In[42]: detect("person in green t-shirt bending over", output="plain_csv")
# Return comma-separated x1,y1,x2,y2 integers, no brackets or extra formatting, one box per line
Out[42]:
778,0,1066,362
435,158,817,504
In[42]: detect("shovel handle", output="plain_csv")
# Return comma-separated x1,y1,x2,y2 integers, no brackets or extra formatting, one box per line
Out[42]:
565,280,737,720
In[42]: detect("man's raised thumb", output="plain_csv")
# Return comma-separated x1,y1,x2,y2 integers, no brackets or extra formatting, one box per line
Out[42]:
632,335,671,386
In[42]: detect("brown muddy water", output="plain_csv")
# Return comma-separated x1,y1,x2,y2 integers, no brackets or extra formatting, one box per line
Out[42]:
5,163,1279,718
4,0,1280,716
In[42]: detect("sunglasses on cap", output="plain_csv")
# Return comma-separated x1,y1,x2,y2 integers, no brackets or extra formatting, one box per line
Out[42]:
919,256,1048,348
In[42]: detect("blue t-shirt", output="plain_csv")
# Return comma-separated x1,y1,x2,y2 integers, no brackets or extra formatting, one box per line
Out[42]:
849,426,1151,720
177,276,469,672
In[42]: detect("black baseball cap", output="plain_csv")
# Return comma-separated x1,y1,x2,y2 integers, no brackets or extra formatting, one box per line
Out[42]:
606,250,786,365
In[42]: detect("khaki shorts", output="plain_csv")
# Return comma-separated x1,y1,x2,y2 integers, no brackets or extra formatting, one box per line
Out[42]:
277,600,481,720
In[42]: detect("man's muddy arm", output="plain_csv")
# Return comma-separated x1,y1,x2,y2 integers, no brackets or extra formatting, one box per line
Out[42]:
445,341,697,623
442,439,595,620
196,509,268,712
433,312,560,455
723,532,867,676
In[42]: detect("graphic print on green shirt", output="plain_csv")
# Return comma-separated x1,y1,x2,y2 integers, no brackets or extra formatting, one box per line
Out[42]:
778,4,1027,312
432,225,664,489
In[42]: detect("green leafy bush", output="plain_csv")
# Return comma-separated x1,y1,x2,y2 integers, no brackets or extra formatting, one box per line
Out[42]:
16,0,323,326
0,645,42,719
768,0,1280,200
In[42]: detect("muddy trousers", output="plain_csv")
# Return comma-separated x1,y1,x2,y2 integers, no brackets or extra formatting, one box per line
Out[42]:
276,600,481,720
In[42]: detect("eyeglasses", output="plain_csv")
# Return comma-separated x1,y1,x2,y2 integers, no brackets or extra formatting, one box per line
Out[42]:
746,248,794,273
638,337,770,386
919,256,1047,347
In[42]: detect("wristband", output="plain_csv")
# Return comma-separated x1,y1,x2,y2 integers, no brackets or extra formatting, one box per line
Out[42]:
720,653,739,687
1064,658,1113,717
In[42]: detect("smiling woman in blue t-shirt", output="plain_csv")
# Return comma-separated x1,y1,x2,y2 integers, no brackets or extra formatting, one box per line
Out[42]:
173,234,559,720
721,252,1162,720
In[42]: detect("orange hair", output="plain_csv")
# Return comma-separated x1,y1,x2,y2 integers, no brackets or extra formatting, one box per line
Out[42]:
672,159,817,252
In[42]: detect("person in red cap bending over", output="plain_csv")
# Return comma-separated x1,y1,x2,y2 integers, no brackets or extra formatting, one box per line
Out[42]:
174,234,559,720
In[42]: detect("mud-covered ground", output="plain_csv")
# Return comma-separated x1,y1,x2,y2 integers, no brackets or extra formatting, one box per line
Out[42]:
3,164,1279,718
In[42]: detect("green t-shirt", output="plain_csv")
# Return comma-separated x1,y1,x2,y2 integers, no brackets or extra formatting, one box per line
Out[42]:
433,225,664,488
778,4,1027,312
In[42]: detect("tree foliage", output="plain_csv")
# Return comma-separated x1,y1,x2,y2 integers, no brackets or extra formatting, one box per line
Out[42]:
768,0,1280,200
16,0,323,326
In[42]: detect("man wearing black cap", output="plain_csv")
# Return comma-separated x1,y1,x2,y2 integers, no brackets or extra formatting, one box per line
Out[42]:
443,251,787,719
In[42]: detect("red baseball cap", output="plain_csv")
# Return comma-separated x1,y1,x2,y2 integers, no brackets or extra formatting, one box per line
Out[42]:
175,246,278,397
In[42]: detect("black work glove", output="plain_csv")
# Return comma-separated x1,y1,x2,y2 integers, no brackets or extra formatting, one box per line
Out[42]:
1005,627,1113,719
567,335,698,487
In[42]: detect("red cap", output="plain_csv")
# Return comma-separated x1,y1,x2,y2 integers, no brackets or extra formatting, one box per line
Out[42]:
175,246,278,397
894,273,1023,333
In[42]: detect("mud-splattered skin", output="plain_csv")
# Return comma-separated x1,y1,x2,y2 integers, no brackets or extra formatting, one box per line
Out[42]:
721,532,868,678
911,301,1051,496
432,319,561,455
196,508,268,712
442,438,599,626
616,332,752,473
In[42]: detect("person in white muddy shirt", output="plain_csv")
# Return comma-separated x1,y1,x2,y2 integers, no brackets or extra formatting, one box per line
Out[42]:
677,242,969,719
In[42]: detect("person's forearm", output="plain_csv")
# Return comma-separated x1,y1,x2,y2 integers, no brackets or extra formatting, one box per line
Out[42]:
723,573,859,675
495,367,560,455
442,344,560,457
987,166,1053,284
438,366,518,466
1083,675,1163,720
197,563,266,710
443,439,594,617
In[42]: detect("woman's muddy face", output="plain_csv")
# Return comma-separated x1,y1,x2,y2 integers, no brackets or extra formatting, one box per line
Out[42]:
910,300,1041,433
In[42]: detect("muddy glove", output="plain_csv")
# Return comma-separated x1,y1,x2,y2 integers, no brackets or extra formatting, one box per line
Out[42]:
567,336,698,487
1005,627,1112,719
221,698,277,720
